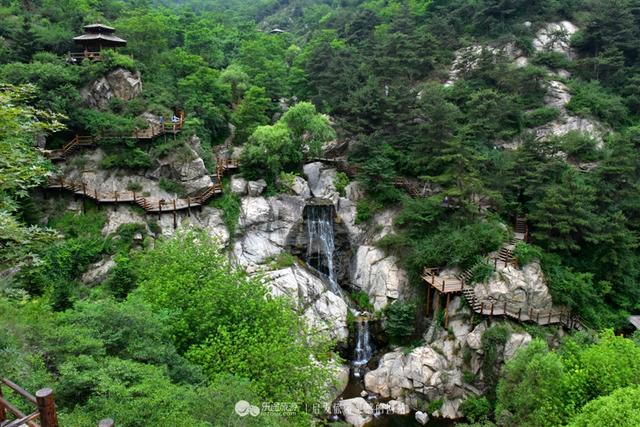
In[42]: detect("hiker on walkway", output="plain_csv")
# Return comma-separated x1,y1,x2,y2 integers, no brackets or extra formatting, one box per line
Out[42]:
443,195,450,208
171,114,179,131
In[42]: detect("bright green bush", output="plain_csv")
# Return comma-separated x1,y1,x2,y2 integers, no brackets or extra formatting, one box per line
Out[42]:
334,171,349,196
513,241,542,267
134,230,332,414
383,300,416,344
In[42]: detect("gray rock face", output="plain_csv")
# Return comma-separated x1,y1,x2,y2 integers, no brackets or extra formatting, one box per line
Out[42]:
303,162,339,204
350,246,409,310
533,21,579,58
474,262,553,312
232,195,306,270
81,68,142,110
247,179,267,196
415,411,429,425
230,175,248,195
338,398,374,427
265,264,348,341
277,174,311,199
149,140,213,195
503,332,532,360
81,256,115,285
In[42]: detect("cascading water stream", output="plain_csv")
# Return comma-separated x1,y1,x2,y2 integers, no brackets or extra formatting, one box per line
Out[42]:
306,204,340,294
353,318,373,367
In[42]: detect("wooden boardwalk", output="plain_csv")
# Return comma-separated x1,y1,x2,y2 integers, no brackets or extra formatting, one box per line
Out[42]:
45,145,239,217
42,113,185,161
423,217,587,330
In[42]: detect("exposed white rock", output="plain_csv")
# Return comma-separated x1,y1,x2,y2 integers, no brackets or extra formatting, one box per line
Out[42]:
338,398,374,427
415,411,429,425
303,162,339,204
158,206,229,245
336,197,364,244
350,245,409,310
387,400,410,415
149,142,213,194
102,205,146,236
230,175,247,195
247,179,267,196
474,262,553,311
81,68,142,110
533,21,579,58
265,264,348,341
81,256,115,285
233,195,306,269
503,332,532,360
466,323,486,351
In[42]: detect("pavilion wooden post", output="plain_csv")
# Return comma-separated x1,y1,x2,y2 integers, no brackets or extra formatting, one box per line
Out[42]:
444,293,450,329
99,419,115,427
36,388,58,427
172,199,177,229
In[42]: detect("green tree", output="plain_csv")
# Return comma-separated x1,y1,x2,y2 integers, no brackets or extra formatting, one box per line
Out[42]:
134,230,333,416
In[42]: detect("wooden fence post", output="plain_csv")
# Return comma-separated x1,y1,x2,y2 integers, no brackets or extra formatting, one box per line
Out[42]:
503,302,507,318
172,199,177,229
187,197,191,217
518,307,522,321
114,191,118,211
36,388,58,427
490,302,494,318
548,311,552,324
158,201,162,220
0,382,5,423
445,293,450,329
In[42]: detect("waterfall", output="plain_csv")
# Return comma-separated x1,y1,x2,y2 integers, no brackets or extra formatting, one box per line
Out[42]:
306,204,340,294
353,318,373,367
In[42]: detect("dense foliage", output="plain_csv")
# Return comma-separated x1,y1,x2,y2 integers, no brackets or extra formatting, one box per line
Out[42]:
3,0,640,425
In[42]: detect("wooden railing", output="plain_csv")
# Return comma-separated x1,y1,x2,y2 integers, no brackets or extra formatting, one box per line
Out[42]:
0,378,57,427
68,51,102,62
42,114,186,160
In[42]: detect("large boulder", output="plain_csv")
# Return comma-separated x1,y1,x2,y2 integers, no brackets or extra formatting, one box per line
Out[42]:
230,175,248,195
81,68,142,110
350,245,409,310
503,332,532,360
474,262,553,312
338,398,374,427
247,179,267,197
148,137,213,194
533,21,579,58
265,264,349,341
303,162,339,204
232,195,306,270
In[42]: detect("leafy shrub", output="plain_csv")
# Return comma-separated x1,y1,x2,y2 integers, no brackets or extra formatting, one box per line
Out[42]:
158,178,186,196
513,241,542,266
531,51,572,69
461,396,490,423
468,258,494,284
566,80,630,127
100,148,152,170
267,252,296,269
210,190,241,235
481,325,510,399
334,172,349,196
126,181,143,192
277,171,298,193
427,398,443,414
101,49,137,72
105,252,137,299
558,131,600,162
355,198,382,224
524,107,560,127
351,290,374,312
134,230,332,412
383,301,416,344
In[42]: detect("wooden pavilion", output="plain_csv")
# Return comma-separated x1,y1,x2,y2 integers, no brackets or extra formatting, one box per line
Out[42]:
69,24,126,61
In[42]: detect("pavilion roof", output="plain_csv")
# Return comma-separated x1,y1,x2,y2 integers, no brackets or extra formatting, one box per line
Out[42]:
83,23,116,33
73,33,127,46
